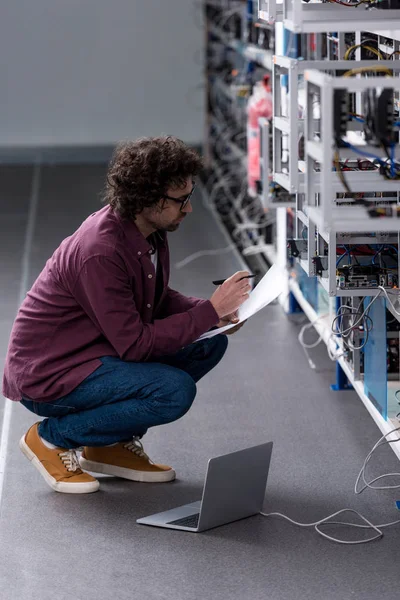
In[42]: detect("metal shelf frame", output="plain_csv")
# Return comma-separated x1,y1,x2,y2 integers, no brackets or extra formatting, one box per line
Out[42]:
273,58,400,197
289,278,400,462
272,56,303,196
259,1,400,33
259,117,296,208
258,0,282,24
209,156,276,272
208,23,273,70
304,69,400,233
207,6,400,459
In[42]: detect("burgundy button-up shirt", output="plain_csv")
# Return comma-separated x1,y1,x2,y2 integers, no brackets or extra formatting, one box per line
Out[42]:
2,205,219,402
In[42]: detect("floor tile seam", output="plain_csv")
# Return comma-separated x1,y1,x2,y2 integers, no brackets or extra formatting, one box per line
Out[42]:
0,163,41,512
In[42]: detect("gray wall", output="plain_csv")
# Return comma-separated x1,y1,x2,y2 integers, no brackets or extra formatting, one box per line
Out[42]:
0,0,204,148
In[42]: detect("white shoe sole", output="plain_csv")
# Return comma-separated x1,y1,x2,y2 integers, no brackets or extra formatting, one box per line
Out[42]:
19,435,100,494
79,456,176,483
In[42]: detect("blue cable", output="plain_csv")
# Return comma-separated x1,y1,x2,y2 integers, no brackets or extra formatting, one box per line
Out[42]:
336,254,347,267
371,245,398,266
372,245,384,265
336,246,350,267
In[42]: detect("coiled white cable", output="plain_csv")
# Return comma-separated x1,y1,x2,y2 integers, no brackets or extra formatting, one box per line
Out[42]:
261,427,400,544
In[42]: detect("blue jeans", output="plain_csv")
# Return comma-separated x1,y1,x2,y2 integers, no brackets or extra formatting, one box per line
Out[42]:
20,335,228,449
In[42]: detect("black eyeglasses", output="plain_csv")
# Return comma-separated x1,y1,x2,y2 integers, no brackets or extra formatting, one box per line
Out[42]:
162,183,196,212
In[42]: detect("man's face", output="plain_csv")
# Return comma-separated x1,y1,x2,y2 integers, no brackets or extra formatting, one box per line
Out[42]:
144,177,194,233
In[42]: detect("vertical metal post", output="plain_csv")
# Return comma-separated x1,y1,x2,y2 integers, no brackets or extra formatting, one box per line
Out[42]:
259,118,270,209
355,31,362,117
288,291,302,314
338,32,346,60
288,60,298,194
277,206,291,313
305,74,316,280
305,75,312,197
328,231,337,297
315,33,323,60
291,0,301,31
277,207,288,270
305,77,318,227
321,74,333,229
273,61,282,188
306,220,314,278
331,363,353,391
331,297,353,391
352,296,362,381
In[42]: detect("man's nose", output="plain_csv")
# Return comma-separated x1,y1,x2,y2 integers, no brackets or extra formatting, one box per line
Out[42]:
182,200,193,214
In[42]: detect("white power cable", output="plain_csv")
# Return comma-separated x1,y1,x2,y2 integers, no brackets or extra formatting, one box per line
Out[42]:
298,317,326,370
174,243,238,270
355,426,400,493
332,292,381,337
297,315,343,370
297,287,400,370
297,289,392,371
379,285,400,316
261,426,400,544
174,175,271,269
233,220,275,231
260,509,384,544
292,287,400,543
334,304,373,352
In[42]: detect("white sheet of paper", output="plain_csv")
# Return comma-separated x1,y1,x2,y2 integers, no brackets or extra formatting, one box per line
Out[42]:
197,263,286,341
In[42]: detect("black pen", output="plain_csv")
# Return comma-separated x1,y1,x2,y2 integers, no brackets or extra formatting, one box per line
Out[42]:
212,275,255,286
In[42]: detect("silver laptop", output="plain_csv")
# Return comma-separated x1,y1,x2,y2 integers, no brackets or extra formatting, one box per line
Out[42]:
136,442,273,532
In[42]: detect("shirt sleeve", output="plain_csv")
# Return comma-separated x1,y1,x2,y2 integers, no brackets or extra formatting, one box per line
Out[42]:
72,255,220,361
158,286,205,317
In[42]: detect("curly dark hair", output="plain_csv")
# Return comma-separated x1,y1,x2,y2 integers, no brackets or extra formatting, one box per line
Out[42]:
103,136,203,220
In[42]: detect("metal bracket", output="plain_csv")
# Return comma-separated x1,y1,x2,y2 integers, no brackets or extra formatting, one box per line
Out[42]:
331,363,353,391
287,238,307,259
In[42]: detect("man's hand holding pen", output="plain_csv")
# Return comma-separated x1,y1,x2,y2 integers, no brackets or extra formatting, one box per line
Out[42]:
210,271,253,335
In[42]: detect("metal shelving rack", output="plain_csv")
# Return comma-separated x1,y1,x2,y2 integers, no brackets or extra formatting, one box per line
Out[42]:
205,0,279,273
259,0,400,32
208,22,273,70
260,1,400,457
288,277,400,462
304,68,400,234
206,0,400,459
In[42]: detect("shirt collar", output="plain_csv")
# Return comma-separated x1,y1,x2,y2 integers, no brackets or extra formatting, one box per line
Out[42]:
113,208,167,255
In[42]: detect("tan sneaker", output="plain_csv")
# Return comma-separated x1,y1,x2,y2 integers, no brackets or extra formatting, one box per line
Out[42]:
79,437,176,483
19,423,100,494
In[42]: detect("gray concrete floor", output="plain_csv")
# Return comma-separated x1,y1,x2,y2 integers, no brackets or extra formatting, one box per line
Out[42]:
1,163,400,600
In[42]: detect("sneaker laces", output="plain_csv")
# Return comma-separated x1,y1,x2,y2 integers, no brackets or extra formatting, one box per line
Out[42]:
123,437,154,464
58,450,81,472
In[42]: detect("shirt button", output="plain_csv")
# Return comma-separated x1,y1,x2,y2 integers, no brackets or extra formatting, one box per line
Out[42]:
147,304,152,309
137,251,142,256
148,274,153,279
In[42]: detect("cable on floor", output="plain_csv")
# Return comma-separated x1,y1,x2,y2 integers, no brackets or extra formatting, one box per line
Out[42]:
261,426,400,544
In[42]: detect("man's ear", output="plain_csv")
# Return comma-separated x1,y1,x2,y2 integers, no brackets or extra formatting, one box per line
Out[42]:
155,199,167,213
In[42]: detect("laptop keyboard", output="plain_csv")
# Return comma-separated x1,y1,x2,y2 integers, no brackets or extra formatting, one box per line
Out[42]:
167,513,200,528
